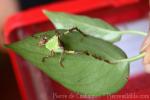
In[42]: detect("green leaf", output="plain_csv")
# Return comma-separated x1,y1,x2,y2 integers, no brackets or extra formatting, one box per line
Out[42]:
43,10,121,42
7,30,129,96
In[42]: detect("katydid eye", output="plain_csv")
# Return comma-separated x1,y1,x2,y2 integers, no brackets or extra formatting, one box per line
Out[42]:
43,37,48,40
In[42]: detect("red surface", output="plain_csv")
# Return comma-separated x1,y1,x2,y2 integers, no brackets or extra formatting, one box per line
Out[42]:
4,0,149,100
4,0,146,44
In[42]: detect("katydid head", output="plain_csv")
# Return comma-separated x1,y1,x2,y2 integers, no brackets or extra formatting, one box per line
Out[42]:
38,35,48,46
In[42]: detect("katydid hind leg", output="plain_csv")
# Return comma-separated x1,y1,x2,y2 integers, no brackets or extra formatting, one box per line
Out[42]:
69,27,87,37
63,27,87,37
59,51,65,67
58,50,75,67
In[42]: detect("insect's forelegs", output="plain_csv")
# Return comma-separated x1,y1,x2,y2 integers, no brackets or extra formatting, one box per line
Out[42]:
32,33,47,39
32,34,39,39
42,50,55,62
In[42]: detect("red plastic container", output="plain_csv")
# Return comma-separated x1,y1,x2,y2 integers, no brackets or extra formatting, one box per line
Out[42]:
4,0,150,100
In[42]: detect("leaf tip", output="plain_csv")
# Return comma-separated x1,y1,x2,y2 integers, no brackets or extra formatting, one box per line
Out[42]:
42,9,49,15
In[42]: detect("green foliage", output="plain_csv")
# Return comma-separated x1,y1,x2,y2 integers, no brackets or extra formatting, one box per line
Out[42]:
43,11,121,42
7,30,129,96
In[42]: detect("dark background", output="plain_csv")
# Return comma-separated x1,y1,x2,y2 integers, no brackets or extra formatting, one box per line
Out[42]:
18,0,54,10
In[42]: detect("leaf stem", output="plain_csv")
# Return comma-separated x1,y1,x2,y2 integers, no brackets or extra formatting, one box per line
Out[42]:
111,52,146,63
117,30,147,36
111,30,147,63
96,28,147,36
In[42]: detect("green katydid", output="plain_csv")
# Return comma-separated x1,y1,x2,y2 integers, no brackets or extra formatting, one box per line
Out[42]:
33,27,111,67
33,27,88,67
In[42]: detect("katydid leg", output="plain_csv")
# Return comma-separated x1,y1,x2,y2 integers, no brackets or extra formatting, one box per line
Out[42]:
42,50,55,62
